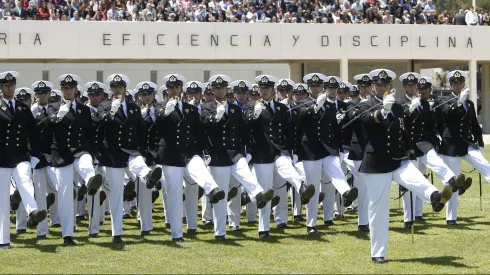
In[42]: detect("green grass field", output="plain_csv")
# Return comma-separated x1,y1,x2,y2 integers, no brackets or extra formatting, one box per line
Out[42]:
3,150,490,274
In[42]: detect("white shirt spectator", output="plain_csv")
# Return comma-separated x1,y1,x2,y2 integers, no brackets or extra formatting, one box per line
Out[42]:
466,9,479,25
107,8,119,20
351,0,363,14
424,1,436,12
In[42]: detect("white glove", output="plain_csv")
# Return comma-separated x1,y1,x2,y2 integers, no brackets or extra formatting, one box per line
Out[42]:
336,113,345,124
30,157,40,169
383,93,396,112
280,98,288,104
429,101,434,110
480,147,484,153
254,102,263,118
409,97,421,113
204,155,211,166
215,103,226,121
57,103,70,119
31,105,39,117
245,153,252,163
164,99,177,116
292,154,298,164
189,99,196,106
141,107,148,115
457,88,470,107
316,93,327,108
110,100,121,116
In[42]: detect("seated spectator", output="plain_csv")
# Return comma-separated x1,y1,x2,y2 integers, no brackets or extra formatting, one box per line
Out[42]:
70,11,81,21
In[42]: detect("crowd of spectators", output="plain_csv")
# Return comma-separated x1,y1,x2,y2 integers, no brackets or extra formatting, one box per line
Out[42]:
1,0,489,25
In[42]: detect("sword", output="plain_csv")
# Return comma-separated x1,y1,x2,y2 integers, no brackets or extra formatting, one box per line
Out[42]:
410,191,414,243
480,173,483,211
430,96,458,112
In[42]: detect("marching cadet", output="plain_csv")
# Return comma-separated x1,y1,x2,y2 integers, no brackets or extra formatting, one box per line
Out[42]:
357,69,453,264
248,84,261,102
343,74,373,232
0,71,47,249
180,80,208,233
96,75,162,241
245,75,311,240
155,74,225,242
397,73,469,228
83,81,109,237
12,87,34,235
202,75,274,240
46,74,103,245
203,82,215,103
298,74,358,235
435,70,490,225
30,80,57,238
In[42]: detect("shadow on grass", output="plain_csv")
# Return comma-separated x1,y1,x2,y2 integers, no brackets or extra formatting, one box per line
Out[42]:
392,256,474,268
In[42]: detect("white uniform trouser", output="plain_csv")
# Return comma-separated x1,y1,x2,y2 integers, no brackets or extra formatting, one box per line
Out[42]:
321,171,336,222
354,161,369,226
253,155,305,232
76,174,86,217
100,167,125,236
184,156,217,223
442,145,490,221
366,160,439,258
130,156,153,232
47,154,96,238
160,165,185,239
227,176,241,227
272,169,288,225
1,162,39,245
183,176,198,231
16,202,27,231
33,168,49,236
122,174,131,216
402,159,426,222
47,174,60,226
305,155,350,227
246,165,258,222
292,186,302,216
87,167,102,235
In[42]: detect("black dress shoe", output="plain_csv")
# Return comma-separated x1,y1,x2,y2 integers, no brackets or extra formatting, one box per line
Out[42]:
241,192,252,206
258,231,270,240
151,190,160,204
187,229,197,234
10,202,20,211
270,196,280,208
52,223,61,228
63,237,77,246
215,235,226,241
294,215,305,223
227,187,239,202
256,189,274,209
299,183,315,205
77,184,87,200
88,233,98,238
112,235,123,243
203,220,213,226
318,192,325,204
165,223,171,228
307,226,318,235
324,220,335,226
458,178,472,195
342,187,358,207
99,191,107,205
27,209,47,229
172,237,185,242
183,194,186,201
0,243,11,250
16,229,27,234
37,235,47,240
198,187,205,200
430,191,449,212
141,231,150,236
46,193,56,209
146,167,162,189
87,174,104,196
247,220,257,224
358,225,370,232
124,180,135,196
123,214,131,219
277,223,287,229
182,217,187,224
155,180,162,191
10,189,22,204
372,257,387,264
404,221,413,229
76,215,86,221
415,216,424,221
447,220,457,225
229,226,240,231
208,188,225,204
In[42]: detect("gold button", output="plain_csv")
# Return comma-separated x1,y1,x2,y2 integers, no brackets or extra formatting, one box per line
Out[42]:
128,139,131,141
177,129,180,132
16,138,19,140
6,137,8,140
69,126,71,129
278,123,282,126
119,131,121,134
177,136,179,138
223,131,225,134
118,138,121,140
119,144,121,146
177,142,179,145
16,144,19,147
387,143,390,146
6,143,8,146
223,143,226,146
387,136,390,138
67,139,70,141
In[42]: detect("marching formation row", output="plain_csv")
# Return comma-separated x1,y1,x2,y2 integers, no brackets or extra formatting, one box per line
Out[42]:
0,68,488,264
